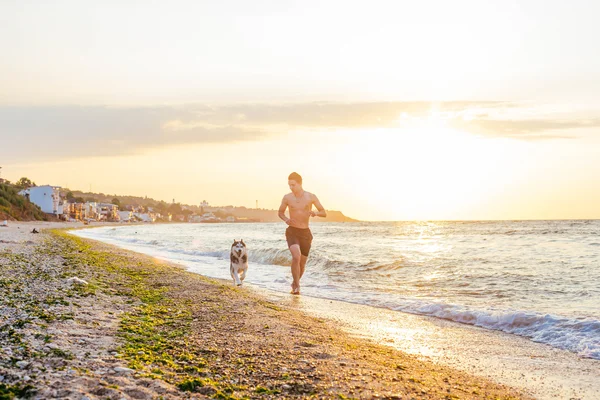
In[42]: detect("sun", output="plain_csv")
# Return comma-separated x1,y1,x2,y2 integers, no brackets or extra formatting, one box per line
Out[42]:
336,117,525,220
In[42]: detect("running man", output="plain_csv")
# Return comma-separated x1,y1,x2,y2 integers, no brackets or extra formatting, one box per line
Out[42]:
278,172,326,295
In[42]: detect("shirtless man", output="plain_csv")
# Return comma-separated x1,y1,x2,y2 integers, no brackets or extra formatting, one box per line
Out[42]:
278,172,326,295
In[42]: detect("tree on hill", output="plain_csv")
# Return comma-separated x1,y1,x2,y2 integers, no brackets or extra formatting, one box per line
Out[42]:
15,177,36,189
213,209,232,219
152,201,168,215
111,198,121,206
168,202,183,215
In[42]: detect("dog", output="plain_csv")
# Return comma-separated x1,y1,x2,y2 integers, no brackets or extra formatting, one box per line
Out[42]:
230,239,248,286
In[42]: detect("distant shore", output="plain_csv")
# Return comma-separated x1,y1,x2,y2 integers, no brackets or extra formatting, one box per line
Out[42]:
0,221,528,399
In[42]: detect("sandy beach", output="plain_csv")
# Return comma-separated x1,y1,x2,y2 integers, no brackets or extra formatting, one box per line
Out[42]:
0,221,535,399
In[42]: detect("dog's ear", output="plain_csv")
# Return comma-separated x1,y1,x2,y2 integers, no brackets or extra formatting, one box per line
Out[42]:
241,239,245,246
233,239,237,245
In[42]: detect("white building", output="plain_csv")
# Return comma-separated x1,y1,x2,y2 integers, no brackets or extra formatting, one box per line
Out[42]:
133,212,156,222
118,210,133,222
19,185,64,215
200,212,219,222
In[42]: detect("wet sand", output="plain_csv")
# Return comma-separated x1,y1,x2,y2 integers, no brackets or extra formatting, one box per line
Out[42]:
254,289,599,399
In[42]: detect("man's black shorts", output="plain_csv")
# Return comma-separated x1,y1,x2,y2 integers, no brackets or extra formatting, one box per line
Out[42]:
285,226,313,257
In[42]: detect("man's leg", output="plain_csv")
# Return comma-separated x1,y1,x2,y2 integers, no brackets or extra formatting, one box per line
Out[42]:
299,255,308,280
289,244,302,292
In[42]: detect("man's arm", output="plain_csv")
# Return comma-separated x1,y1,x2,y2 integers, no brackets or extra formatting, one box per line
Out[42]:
278,196,291,224
310,194,327,218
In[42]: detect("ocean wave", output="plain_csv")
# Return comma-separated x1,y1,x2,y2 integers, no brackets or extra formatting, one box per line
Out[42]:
161,244,414,276
248,248,369,271
393,301,600,359
224,247,373,271
362,258,414,271
250,248,292,266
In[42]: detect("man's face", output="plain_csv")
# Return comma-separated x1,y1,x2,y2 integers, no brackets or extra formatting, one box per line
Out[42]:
288,179,300,192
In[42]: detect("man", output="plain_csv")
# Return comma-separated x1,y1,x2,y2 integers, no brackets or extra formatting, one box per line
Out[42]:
278,172,326,295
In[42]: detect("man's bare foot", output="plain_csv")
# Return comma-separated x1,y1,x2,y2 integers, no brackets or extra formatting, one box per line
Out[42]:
290,283,300,295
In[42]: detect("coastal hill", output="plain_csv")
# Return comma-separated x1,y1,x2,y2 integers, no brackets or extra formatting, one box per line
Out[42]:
65,190,359,222
0,183,49,221
203,205,358,223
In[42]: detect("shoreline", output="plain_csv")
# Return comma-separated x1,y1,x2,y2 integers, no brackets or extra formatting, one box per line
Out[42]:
0,221,529,399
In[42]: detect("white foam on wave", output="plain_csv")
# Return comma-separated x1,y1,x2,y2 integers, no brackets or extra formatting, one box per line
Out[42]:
391,301,600,359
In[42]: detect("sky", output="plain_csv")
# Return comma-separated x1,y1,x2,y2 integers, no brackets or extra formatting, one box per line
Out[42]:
1,0,600,221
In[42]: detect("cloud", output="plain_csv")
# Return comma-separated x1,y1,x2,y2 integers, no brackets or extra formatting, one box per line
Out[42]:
1,101,597,163
449,117,600,139
0,105,267,163
180,101,507,128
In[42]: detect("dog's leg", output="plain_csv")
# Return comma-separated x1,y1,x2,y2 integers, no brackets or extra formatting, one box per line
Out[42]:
230,263,238,285
231,263,242,286
240,267,247,282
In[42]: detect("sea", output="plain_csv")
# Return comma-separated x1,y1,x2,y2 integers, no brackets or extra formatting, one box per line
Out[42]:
72,220,600,361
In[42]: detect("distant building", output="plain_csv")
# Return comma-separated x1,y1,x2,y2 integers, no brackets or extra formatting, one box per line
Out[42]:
65,202,84,220
200,212,219,222
83,202,98,220
189,215,203,223
73,202,119,221
19,185,64,215
190,212,219,222
133,212,156,222
118,210,133,222
96,203,119,221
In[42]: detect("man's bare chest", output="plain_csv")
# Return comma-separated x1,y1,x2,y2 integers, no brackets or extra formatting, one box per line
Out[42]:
288,195,312,211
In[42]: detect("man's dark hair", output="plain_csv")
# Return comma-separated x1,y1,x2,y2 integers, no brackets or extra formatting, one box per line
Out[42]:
288,172,302,184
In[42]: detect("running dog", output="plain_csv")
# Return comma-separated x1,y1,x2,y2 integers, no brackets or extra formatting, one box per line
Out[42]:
230,239,248,286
